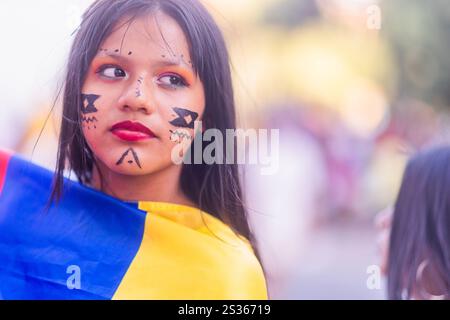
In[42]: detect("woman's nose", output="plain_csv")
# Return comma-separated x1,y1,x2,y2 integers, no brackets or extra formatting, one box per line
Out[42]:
119,75,154,114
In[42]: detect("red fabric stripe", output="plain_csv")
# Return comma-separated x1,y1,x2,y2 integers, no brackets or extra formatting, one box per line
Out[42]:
0,148,12,195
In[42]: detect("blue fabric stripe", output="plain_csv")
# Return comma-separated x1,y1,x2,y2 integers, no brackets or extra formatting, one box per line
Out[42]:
0,155,147,300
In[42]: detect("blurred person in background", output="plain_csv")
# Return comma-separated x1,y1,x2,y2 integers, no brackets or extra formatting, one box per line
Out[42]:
245,106,327,298
377,146,450,299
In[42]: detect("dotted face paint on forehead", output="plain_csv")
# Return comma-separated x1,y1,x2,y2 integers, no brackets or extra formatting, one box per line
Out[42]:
161,52,193,68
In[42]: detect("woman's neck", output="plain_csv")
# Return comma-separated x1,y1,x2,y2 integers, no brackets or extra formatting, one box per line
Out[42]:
88,160,196,208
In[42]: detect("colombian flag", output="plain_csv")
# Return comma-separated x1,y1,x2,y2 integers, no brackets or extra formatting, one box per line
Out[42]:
0,149,267,300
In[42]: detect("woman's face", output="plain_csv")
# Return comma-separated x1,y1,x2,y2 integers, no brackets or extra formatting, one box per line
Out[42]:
81,12,205,176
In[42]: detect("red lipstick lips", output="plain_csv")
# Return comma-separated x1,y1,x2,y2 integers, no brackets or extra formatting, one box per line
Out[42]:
110,120,156,141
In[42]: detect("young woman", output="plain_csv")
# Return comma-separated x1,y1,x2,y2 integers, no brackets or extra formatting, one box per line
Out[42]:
386,146,450,299
0,0,267,299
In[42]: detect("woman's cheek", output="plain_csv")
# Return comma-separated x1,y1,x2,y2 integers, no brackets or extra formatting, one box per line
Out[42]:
80,93,102,130
164,106,202,163
80,91,109,157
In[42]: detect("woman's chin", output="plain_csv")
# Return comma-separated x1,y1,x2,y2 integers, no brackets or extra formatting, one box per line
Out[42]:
105,160,172,177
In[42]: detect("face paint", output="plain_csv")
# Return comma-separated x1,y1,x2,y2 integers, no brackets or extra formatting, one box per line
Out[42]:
161,52,192,67
81,94,100,114
81,14,205,179
116,148,142,169
169,129,193,144
81,94,100,129
169,129,192,160
82,116,98,130
135,76,144,98
169,107,199,129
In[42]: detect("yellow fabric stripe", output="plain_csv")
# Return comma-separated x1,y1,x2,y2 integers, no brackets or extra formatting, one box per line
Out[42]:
112,201,268,300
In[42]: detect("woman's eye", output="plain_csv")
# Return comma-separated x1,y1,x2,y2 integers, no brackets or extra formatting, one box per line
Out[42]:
158,74,188,88
97,65,127,79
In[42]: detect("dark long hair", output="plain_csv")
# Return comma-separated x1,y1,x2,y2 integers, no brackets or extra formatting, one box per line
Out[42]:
49,0,259,257
388,146,450,299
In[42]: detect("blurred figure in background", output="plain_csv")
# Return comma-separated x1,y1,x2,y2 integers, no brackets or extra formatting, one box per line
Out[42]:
245,106,327,298
378,147,450,299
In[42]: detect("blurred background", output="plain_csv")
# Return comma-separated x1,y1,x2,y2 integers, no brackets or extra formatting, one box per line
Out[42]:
1,0,449,299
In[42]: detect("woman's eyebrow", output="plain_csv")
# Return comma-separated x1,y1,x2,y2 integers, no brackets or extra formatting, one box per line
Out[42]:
97,52,193,72
154,59,190,68
96,52,128,63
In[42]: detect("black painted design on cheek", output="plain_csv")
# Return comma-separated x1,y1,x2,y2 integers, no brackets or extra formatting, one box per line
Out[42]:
82,116,98,130
169,129,193,143
169,107,199,129
81,94,100,114
116,148,142,169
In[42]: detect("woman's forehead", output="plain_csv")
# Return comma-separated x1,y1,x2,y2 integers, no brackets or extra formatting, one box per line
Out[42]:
100,12,191,59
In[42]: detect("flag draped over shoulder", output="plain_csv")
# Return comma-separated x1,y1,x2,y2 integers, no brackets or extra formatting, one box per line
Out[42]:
0,149,268,300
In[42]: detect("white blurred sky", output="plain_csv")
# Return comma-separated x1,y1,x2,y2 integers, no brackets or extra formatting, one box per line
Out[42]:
0,0,91,149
